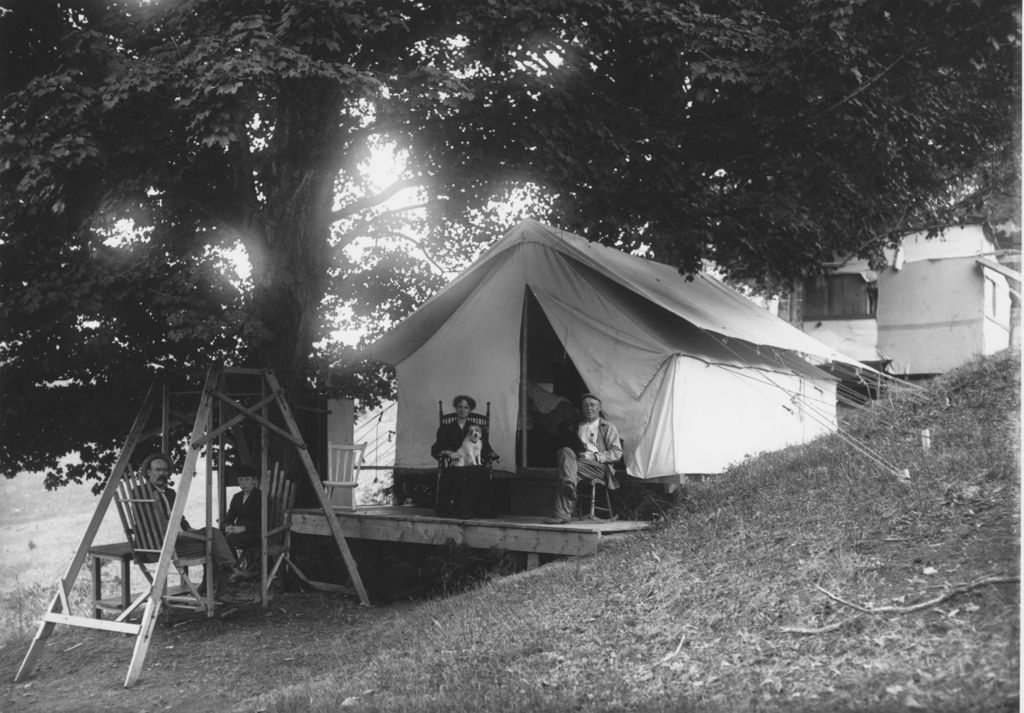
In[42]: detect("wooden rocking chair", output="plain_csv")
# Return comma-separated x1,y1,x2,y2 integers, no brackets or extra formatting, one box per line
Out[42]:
114,470,217,613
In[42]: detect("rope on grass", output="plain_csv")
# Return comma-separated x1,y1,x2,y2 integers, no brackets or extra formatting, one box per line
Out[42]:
781,573,1019,635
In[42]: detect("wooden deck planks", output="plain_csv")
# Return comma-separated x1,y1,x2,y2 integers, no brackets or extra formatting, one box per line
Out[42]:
290,505,648,557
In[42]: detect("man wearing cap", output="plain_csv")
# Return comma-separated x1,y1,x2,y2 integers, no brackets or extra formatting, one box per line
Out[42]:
545,393,622,524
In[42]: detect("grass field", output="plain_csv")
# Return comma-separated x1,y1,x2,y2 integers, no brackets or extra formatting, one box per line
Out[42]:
1,349,1018,712
0,470,219,639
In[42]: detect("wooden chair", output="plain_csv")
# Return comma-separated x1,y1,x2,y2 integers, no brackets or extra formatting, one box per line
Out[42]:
576,477,615,521
324,444,366,510
260,463,296,602
438,400,492,439
574,438,622,522
240,464,296,606
113,470,215,613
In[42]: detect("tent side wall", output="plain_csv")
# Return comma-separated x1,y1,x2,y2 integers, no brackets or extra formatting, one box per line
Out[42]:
660,357,837,474
393,259,525,474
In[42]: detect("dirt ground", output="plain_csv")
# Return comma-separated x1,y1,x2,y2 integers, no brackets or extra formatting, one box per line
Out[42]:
0,582,381,713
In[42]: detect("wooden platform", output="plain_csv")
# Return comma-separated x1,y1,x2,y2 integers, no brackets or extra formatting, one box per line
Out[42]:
290,505,649,560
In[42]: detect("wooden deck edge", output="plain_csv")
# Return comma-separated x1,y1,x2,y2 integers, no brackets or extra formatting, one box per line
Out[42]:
290,509,648,558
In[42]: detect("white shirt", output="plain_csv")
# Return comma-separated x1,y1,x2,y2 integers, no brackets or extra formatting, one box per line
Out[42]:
578,419,601,458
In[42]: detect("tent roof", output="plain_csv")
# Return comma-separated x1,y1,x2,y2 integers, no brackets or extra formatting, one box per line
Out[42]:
363,219,862,367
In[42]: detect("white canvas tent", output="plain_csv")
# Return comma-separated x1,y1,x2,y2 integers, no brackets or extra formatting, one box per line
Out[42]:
363,219,866,479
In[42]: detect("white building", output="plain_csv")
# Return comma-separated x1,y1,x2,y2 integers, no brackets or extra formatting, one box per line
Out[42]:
801,225,1015,376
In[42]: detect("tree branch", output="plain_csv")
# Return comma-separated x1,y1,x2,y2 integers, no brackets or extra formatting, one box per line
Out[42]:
329,177,421,223
749,42,923,158
780,573,1018,636
379,229,451,275
816,574,1018,615
804,44,920,124
332,200,442,251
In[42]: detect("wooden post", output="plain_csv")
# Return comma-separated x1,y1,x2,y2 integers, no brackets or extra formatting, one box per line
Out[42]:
124,369,217,687
203,379,215,619
216,390,227,525
259,374,270,607
264,370,370,606
519,288,529,468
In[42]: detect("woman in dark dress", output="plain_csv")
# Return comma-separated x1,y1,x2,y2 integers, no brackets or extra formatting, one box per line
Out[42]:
430,394,495,464
431,394,496,517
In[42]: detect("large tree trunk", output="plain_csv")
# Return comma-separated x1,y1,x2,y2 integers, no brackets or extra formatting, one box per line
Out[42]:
244,85,343,403
242,166,336,499
249,170,334,400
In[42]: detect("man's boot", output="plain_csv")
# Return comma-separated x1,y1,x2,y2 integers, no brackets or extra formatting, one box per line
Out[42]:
213,566,230,599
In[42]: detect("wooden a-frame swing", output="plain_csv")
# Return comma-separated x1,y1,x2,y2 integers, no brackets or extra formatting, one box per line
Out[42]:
14,366,369,688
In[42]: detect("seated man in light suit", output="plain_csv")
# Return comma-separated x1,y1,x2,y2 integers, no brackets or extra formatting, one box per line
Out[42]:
544,393,622,524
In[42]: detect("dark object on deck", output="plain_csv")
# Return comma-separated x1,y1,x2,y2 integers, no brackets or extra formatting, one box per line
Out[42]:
436,465,493,517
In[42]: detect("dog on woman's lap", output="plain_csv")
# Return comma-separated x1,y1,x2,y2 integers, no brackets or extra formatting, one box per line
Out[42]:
450,424,484,467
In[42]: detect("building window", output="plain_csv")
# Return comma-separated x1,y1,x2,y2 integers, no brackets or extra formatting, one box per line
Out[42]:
985,275,1005,320
803,273,878,320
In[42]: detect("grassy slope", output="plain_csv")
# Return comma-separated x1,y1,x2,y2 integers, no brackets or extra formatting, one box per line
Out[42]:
252,350,1019,713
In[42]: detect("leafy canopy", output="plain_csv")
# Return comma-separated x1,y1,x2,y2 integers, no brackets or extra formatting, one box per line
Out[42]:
0,0,1019,486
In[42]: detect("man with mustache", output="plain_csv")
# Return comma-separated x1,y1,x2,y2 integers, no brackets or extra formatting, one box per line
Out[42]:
137,452,248,598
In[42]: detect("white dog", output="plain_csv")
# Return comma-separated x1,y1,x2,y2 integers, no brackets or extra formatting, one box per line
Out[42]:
450,424,484,467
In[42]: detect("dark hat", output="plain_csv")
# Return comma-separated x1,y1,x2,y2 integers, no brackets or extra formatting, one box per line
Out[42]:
580,392,601,403
233,464,259,480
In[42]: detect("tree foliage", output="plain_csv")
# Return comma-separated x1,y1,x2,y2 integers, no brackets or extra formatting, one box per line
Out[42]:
0,0,1018,486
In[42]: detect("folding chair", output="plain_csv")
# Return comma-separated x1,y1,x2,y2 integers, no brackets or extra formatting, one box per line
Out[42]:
113,470,216,613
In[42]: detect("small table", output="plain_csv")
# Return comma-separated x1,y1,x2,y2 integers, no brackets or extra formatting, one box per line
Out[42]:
87,542,133,619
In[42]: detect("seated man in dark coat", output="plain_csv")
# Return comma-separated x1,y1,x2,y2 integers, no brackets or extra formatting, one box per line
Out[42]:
222,464,261,551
